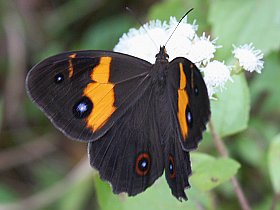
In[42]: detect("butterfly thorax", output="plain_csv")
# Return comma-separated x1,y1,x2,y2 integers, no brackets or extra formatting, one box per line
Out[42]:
150,46,170,89
155,46,169,63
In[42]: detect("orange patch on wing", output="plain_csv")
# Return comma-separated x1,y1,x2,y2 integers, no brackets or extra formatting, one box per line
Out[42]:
83,56,116,131
68,59,74,78
177,63,189,140
68,54,77,78
69,53,77,58
91,57,112,83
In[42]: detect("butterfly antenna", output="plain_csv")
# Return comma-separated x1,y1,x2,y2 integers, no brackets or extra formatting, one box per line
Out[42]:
125,6,158,50
164,8,194,47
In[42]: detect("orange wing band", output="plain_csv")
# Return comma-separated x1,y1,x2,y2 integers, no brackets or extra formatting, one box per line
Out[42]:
68,53,77,78
83,57,116,131
177,63,189,140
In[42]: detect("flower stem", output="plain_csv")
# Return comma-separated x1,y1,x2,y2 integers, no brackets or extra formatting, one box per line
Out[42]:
208,120,252,210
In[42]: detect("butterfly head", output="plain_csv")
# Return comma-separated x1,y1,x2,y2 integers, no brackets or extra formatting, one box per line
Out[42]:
155,46,169,63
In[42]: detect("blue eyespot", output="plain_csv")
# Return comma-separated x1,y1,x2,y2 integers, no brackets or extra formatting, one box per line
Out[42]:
168,155,175,179
194,86,199,95
73,97,93,119
186,106,193,128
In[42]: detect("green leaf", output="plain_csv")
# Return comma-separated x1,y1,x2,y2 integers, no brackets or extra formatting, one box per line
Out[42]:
94,176,123,210
0,184,18,203
233,135,265,168
148,0,186,20
209,0,280,60
254,196,280,210
190,153,240,191
57,175,95,210
268,133,280,193
232,117,279,170
80,15,133,50
211,73,250,137
94,174,215,210
45,0,98,37
34,43,64,63
250,52,280,114
148,0,210,33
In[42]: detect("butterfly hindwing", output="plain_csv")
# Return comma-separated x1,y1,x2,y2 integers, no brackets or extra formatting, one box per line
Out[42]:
26,50,151,142
164,135,191,201
161,57,209,200
168,57,210,150
88,84,164,195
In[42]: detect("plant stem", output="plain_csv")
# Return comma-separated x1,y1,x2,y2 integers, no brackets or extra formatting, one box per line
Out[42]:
208,120,252,210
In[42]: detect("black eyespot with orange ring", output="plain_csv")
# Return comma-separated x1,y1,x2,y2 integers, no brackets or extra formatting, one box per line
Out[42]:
135,153,151,176
168,155,176,179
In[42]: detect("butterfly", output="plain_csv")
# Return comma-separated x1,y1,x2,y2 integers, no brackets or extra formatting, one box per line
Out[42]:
26,45,210,201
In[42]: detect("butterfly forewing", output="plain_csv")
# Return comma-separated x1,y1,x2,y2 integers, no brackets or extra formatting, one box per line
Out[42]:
26,50,151,142
168,57,210,151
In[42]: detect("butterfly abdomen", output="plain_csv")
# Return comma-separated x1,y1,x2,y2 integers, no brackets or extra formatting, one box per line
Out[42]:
153,84,174,145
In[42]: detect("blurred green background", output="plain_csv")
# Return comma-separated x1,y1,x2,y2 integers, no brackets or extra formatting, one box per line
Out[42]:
0,0,280,210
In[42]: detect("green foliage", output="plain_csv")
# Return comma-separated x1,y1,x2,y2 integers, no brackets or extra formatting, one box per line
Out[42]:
254,197,280,210
190,153,240,191
56,175,95,210
250,52,280,114
209,0,280,60
148,0,210,33
0,184,18,203
94,175,215,210
45,0,96,37
268,134,280,193
232,131,266,168
93,152,239,210
80,15,133,50
211,73,250,137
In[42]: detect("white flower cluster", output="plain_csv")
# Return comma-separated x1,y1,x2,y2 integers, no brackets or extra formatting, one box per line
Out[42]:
113,16,264,99
232,43,264,73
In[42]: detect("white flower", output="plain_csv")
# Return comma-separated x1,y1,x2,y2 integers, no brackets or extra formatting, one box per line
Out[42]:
165,17,198,59
186,33,220,66
113,20,167,63
167,16,198,40
232,43,264,73
201,61,232,98
113,16,228,99
113,16,199,62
